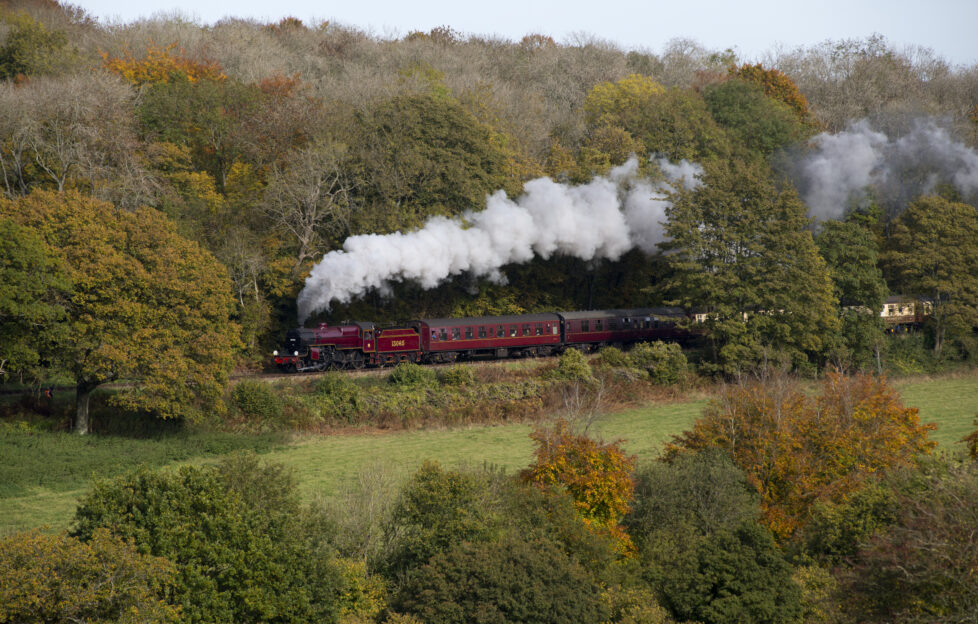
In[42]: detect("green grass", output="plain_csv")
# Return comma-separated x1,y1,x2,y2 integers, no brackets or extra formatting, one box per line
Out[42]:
1,370,975,536
893,371,978,449
0,428,287,535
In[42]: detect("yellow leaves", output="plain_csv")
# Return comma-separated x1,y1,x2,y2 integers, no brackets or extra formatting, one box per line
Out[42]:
102,42,226,87
584,73,665,127
522,418,636,553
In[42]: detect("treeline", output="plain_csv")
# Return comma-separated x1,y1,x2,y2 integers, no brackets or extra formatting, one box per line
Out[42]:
2,0,978,421
4,371,977,623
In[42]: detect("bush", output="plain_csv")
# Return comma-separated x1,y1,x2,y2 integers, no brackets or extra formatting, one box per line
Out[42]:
546,348,595,382
595,346,631,368
231,380,284,420
438,365,475,386
389,361,436,388
630,341,688,385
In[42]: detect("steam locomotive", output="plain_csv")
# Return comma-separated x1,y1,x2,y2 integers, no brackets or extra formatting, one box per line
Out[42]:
272,308,689,372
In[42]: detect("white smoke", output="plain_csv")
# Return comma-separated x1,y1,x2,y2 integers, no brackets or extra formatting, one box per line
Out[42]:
297,157,702,323
794,118,978,220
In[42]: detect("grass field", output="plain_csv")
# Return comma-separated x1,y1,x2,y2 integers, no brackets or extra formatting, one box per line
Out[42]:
1,370,975,536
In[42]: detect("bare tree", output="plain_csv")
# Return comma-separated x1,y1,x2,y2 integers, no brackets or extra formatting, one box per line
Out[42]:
262,140,354,274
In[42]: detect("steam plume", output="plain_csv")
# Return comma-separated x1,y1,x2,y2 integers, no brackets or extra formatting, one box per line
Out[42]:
297,157,702,323
792,118,978,220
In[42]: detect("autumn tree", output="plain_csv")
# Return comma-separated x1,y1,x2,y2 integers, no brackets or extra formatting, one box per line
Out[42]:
666,372,936,540
662,161,840,373
883,195,978,358
0,217,69,381
521,418,636,552
0,529,179,624
731,63,820,130
102,42,226,87
0,190,240,434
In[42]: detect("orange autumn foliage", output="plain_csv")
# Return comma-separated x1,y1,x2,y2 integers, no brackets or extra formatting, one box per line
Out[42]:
522,419,636,554
102,42,226,87
732,63,821,130
666,372,935,541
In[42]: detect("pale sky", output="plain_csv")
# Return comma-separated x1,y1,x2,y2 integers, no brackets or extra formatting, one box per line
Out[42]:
75,0,978,67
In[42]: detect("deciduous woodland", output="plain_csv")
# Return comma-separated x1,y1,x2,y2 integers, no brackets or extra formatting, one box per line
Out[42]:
1,2,978,623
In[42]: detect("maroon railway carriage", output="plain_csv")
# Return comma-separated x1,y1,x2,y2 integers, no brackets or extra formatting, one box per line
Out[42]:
414,313,562,363
558,308,687,352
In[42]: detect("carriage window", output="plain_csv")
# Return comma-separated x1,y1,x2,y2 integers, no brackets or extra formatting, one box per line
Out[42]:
509,326,517,337
440,329,448,341
465,327,474,339
478,326,487,338
595,320,602,331
497,326,504,337
622,317,630,328
581,320,589,332
609,320,617,330
451,328,460,340
535,324,543,335
522,325,531,336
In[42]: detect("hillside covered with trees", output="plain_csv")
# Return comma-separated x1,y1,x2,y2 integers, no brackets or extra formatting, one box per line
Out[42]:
2,2,978,621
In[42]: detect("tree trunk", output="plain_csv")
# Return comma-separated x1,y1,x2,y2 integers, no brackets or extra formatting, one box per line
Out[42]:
73,380,97,435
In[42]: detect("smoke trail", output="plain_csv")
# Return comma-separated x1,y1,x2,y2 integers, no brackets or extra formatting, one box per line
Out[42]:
297,157,702,323
792,118,978,220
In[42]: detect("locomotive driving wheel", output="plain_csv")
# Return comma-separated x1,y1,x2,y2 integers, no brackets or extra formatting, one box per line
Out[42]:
349,352,365,370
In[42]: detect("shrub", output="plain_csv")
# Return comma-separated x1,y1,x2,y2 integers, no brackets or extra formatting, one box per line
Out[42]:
389,361,436,388
595,345,631,368
438,365,475,386
630,341,688,385
231,380,284,420
546,348,595,382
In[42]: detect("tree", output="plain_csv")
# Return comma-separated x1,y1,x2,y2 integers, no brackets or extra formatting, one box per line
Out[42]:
262,140,355,275
521,418,636,552
0,190,240,434
0,217,69,381
583,75,733,163
382,461,496,579
391,536,609,624
0,10,75,80
71,458,344,623
816,211,889,370
662,161,840,373
647,520,804,624
0,528,179,624
842,460,978,622
883,195,978,358
731,64,821,130
666,372,936,540
702,78,808,158
352,92,516,231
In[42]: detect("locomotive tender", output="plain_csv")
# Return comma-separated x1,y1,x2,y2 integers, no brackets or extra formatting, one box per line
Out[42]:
272,308,688,372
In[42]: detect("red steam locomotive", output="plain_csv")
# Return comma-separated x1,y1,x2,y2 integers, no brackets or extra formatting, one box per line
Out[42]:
272,308,689,372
